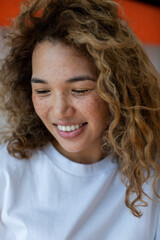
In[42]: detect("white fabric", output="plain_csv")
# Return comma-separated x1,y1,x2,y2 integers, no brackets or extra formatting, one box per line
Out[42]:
0,143,159,240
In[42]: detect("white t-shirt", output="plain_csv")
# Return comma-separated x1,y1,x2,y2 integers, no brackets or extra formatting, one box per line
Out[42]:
0,143,159,240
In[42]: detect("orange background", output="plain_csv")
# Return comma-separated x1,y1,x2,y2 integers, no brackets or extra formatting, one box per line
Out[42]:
0,0,160,44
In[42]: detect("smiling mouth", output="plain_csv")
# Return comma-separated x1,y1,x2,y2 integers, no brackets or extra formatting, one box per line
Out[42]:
55,122,87,132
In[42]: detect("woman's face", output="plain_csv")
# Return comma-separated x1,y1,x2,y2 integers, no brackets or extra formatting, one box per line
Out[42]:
31,40,109,162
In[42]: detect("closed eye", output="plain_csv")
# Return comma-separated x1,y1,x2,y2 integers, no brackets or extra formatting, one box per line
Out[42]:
72,89,89,94
35,90,50,94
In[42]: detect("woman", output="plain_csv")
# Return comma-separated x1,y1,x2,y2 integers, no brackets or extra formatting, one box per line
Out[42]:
0,0,160,239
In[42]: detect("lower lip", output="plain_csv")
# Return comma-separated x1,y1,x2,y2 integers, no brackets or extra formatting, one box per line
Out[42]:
55,124,87,139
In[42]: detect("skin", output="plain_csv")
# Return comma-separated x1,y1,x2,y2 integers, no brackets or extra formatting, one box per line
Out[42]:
31,40,109,164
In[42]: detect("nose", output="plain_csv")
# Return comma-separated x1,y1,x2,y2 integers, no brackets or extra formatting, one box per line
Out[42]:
51,92,75,119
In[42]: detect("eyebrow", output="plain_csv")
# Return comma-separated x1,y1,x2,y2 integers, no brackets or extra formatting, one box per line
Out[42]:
66,76,96,83
31,75,96,84
31,78,48,84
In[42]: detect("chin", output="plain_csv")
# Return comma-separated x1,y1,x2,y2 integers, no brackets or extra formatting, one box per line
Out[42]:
63,146,84,153
60,142,87,153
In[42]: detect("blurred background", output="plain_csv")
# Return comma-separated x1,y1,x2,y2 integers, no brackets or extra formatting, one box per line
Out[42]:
0,0,160,127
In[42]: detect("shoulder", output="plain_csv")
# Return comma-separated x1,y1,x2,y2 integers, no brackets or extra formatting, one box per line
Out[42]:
0,143,51,196
0,143,15,167
0,143,48,173
0,143,10,157
0,144,28,181
0,142,55,170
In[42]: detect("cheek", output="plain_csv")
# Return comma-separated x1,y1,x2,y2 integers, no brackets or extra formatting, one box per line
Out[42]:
94,102,109,125
32,96,49,120
82,95,109,123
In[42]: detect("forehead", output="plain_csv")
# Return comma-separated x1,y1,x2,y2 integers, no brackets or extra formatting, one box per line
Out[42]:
32,40,97,82
33,40,81,58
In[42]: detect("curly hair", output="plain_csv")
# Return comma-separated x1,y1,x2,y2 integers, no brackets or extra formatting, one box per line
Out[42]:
0,0,160,217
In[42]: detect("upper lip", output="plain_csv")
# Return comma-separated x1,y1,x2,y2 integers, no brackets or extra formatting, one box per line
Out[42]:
54,122,87,126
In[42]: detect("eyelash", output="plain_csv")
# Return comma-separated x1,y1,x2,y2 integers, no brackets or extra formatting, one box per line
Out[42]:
35,89,90,95
72,89,89,94
36,90,50,94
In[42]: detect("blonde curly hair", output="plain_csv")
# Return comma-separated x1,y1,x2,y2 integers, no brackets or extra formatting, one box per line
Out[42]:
0,0,160,217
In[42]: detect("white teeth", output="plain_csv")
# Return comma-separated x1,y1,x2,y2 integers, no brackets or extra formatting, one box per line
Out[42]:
71,125,75,131
62,126,65,131
58,125,62,131
66,126,70,131
57,124,84,132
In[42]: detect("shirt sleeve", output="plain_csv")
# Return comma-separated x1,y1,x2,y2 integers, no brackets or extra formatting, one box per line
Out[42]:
0,145,17,239
155,177,160,240
0,169,14,239
155,203,160,240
